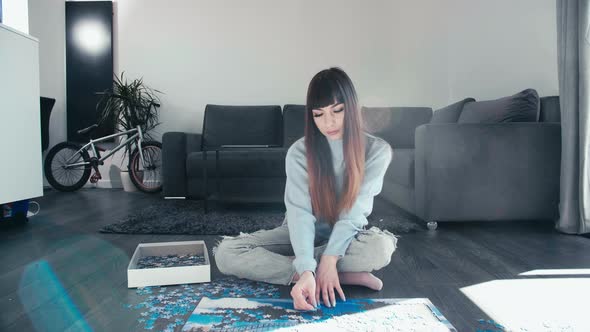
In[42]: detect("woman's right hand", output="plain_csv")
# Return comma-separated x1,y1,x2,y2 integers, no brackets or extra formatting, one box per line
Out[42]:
290,271,318,311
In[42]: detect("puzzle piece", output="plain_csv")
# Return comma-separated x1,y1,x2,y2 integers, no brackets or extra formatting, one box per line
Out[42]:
136,254,206,269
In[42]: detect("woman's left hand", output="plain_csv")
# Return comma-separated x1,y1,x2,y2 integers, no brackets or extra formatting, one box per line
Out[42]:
315,255,346,307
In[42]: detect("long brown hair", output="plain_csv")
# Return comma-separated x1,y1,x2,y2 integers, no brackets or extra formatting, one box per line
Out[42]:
304,67,365,226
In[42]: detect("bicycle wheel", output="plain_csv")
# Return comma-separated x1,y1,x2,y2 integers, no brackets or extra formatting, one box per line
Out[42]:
44,142,91,192
128,141,163,193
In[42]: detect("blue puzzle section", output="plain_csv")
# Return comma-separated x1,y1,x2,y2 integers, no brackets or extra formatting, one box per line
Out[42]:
122,277,280,331
476,319,506,332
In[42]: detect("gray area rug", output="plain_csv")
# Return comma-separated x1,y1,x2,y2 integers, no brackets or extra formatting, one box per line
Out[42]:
99,198,426,236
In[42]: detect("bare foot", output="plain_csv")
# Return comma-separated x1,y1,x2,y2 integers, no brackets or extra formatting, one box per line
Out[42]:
338,272,383,291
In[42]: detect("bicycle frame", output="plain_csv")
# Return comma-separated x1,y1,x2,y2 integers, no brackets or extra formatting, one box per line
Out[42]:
64,125,146,169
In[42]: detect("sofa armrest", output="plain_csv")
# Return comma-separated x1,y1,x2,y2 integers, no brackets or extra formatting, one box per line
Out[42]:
414,123,561,222
162,132,202,197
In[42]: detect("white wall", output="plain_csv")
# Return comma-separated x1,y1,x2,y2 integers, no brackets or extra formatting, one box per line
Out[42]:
445,1,558,101
28,0,558,188
28,0,66,147
28,0,67,187
116,0,403,137
2,0,29,34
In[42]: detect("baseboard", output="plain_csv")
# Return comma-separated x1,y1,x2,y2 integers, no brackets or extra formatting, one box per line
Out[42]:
44,181,123,190
82,179,123,189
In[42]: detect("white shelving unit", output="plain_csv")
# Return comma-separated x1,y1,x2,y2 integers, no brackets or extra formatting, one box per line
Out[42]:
0,22,42,205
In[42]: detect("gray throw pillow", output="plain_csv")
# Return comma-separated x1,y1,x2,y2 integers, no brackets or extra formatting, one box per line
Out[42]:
458,89,540,123
430,98,475,123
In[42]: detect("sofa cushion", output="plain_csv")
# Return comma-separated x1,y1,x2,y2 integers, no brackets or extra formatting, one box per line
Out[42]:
186,148,287,178
430,98,475,123
202,105,283,147
386,149,415,189
458,89,540,123
362,107,433,148
283,104,306,148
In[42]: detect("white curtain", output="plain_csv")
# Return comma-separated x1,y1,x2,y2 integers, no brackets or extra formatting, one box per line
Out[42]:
556,0,590,233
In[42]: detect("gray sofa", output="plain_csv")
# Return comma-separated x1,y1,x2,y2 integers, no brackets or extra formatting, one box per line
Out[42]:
162,103,429,205
162,104,306,203
163,94,561,227
372,94,561,228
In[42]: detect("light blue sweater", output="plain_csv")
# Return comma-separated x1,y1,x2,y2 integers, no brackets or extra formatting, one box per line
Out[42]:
284,133,393,276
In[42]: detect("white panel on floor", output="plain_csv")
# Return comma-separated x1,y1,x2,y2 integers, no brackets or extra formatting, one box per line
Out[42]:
461,278,590,331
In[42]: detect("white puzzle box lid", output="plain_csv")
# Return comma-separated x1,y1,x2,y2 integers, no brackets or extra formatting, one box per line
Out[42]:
127,240,211,288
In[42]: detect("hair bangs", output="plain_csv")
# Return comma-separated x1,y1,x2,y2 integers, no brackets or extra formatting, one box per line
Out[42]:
307,74,344,111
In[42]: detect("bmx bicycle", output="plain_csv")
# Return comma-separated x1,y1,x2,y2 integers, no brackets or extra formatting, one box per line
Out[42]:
44,124,162,193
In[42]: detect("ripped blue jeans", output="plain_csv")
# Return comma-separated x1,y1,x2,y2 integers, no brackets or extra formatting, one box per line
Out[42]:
212,218,398,286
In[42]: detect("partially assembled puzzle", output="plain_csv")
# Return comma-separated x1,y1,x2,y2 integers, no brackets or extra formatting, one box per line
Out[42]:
182,297,457,331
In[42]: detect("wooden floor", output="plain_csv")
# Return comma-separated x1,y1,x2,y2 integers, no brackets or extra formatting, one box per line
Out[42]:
1,188,589,331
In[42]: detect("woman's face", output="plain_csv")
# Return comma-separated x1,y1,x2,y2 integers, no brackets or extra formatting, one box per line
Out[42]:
312,102,345,140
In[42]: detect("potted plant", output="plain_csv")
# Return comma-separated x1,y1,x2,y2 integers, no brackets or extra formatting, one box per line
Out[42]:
96,72,162,191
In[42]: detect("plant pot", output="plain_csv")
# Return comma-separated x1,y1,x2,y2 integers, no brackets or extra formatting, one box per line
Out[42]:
121,171,137,192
